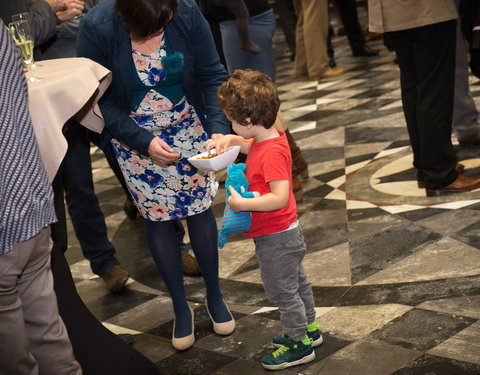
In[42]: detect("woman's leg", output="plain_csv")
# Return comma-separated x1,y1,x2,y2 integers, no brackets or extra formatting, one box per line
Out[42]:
145,220,192,338
186,209,232,323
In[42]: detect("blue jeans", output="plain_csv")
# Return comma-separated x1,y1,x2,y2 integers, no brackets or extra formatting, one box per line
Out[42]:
254,223,316,341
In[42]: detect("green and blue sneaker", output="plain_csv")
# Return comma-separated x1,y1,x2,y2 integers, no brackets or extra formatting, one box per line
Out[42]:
262,336,315,370
272,322,324,348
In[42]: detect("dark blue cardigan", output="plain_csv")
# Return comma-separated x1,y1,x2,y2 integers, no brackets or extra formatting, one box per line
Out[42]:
76,0,229,155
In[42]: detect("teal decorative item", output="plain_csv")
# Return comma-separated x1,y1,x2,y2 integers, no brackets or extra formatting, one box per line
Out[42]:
218,163,255,249
161,52,184,73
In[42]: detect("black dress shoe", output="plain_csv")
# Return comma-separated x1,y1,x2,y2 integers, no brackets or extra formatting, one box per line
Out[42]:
352,45,379,57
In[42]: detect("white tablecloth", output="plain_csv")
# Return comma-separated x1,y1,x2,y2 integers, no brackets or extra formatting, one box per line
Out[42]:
28,57,112,181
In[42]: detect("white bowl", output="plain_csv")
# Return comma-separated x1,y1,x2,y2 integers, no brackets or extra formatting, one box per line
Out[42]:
188,146,241,172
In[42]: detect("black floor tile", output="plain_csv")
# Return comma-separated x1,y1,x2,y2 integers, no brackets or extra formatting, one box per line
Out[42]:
396,208,448,222
370,308,476,351
452,222,480,250
315,168,347,184
83,287,159,321
156,347,238,375
337,275,480,306
303,224,348,252
345,126,407,145
349,223,441,283
391,354,480,375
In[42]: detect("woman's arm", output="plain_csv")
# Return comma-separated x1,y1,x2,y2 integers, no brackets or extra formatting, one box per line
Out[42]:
76,12,155,155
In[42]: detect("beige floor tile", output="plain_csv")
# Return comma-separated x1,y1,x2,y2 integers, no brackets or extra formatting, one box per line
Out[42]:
428,321,480,365
317,304,412,339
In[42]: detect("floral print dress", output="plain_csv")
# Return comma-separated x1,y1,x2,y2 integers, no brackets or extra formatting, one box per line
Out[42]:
111,37,218,221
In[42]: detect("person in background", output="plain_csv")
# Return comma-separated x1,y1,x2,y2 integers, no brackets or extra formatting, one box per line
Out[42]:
0,0,132,294
452,0,480,145
460,0,480,78
204,0,261,54
331,0,378,57
272,0,296,61
369,0,480,196
0,0,83,44
208,69,322,370
31,0,131,294
201,0,276,80
0,19,82,375
293,0,346,81
77,0,235,351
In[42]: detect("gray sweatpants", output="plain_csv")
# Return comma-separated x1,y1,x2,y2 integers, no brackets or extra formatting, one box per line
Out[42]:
254,223,316,341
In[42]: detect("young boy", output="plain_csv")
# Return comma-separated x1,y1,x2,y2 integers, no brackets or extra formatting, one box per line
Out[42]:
207,69,323,370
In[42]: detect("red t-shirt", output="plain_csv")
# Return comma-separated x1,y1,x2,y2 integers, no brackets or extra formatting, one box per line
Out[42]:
244,131,297,238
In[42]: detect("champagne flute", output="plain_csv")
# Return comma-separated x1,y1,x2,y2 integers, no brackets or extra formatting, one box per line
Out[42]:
9,19,42,82
11,12,41,69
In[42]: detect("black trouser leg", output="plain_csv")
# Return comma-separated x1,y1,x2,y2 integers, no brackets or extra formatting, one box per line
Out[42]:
335,0,365,53
388,20,458,189
61,120,118,276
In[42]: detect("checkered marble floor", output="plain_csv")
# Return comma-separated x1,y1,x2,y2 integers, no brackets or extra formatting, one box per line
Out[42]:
66,14,480,375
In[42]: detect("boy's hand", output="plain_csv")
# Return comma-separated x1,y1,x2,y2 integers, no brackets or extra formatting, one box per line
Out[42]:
206,134,231,154
227,186,244,212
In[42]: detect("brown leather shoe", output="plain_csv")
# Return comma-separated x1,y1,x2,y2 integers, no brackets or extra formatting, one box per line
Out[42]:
458,132,480,145
418,163,465,189
426,174,480,196
318,67,346,79
365,31,383,41
182,253,202,277
102,265,129,293
308,67,346,81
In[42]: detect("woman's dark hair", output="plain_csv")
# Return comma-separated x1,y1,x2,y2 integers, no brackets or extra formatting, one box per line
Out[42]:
115,0,179,41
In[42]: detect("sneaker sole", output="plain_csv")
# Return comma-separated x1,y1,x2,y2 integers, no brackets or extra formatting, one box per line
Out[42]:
312,335,324,347
262,351,316,370
272,335,324,349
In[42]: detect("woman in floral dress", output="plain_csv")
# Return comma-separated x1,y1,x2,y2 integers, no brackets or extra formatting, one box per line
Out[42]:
78,0,235,350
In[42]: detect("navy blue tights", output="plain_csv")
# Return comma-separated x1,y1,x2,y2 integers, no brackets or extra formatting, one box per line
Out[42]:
146,209,232,338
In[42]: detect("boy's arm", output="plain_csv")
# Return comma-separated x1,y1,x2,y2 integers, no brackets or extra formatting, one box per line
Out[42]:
206,134,252,154
228,179,290,212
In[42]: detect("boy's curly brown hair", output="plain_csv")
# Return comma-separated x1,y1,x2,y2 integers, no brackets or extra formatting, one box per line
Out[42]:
217,69,280,129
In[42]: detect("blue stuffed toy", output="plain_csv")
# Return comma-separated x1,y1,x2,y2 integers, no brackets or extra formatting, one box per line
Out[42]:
218,163,256,249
